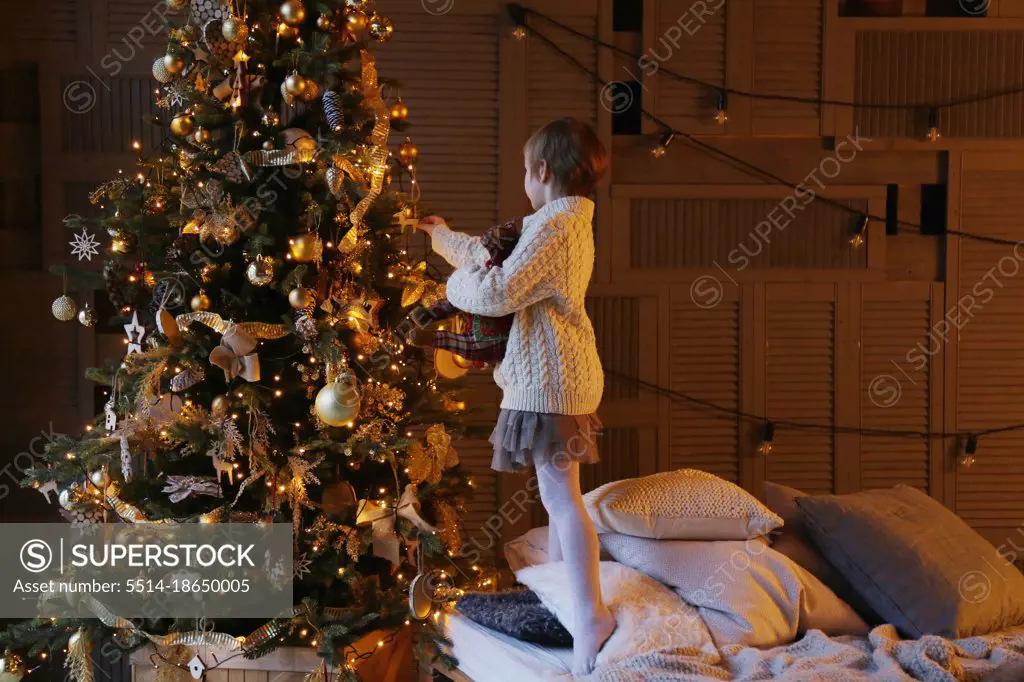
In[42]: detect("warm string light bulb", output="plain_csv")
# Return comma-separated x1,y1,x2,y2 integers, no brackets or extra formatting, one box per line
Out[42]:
714,91,729,125
959,435,979,468
651,130,675,158
849,215,869,249
927,108,941,143
757,422,775,456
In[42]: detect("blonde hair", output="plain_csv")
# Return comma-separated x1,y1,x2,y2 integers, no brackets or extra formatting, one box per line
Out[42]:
524,118,608,197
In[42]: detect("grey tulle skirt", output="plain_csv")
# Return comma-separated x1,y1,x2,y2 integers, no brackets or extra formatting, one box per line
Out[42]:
489,409,603,473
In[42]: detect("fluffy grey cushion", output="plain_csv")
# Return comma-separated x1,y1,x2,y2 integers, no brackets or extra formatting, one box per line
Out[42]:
456,589,571,646
797,485,1024,638
763,482,881,624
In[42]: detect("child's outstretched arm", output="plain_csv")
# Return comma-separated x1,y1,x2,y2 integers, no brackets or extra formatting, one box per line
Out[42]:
445,219,567,318
417,216,490,269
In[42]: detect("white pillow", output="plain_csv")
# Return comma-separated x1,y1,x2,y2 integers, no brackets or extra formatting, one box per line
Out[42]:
515,561,716,665
600,534,869,649
504,526,550,572
584,468,782,540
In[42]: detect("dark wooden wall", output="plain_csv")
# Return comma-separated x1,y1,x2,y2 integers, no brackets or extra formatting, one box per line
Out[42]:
3,0,1024,574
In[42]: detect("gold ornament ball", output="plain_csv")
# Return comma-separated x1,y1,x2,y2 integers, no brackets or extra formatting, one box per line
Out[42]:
163,53,186,75
170,113,195,137
211,394,231,418
52,294,77,322
346,10,369,33
190,292,211,311
0,654,24,682
289,287,315,309
58,487,78,510
77,304,98,327
222,16,249,42
89,468,111,490
368,14,394,42
284,73,308,97
262,139,276,150
301,81,321,102
316,14,334,30
262,110,281,127
289,233,320,263
152,57,172,83
315,379,361,426
398,138,419,164
247,256,276,286
193,127,212,144
280,0,306,25
390,98,409,121
165,0,188,10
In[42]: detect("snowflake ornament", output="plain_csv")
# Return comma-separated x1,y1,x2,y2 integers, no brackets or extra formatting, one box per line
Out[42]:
70,228,100,261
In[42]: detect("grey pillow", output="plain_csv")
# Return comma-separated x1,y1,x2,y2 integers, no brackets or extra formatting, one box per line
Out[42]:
763,482,881,624
797,485,1024,638
456,589,572,646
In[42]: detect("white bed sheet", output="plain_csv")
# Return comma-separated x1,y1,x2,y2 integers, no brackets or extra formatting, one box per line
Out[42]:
442,611,573,682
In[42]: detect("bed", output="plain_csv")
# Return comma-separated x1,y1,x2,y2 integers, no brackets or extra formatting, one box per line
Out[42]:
425,611,1024,682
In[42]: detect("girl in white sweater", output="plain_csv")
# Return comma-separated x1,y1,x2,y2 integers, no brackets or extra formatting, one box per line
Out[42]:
416,118,613,675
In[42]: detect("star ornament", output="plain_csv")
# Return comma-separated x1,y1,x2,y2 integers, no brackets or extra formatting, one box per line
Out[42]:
123,311,146,355
70,228,100,261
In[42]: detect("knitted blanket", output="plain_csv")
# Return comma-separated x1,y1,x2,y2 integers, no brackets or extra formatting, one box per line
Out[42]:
586,625,1024,682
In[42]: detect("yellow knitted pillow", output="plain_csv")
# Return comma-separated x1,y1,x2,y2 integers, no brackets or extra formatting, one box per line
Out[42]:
584,469,782,540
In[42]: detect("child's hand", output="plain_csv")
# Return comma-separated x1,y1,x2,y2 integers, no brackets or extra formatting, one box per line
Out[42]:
416,215,447,236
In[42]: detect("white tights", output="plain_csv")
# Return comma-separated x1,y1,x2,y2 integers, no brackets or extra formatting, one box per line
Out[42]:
533,450,615,676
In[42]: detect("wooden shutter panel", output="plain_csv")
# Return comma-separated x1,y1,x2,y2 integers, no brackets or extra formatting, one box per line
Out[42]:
752,0,823,135
60,76,161,153
854,31,1024,138
859,285,937,492
669,288,742,483
586,296,640,400
375,11,500,231
765,285,836,494
646,0,727,133
956,168,1024,528
528,14,598,130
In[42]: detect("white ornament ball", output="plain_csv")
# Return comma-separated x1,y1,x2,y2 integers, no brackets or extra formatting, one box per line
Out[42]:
52,295,77,321
153,56,173,83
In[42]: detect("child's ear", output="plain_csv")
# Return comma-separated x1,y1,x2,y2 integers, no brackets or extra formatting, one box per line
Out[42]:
538,160,551,184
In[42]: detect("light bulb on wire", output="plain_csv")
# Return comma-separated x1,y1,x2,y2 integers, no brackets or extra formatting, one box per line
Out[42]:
959,435,978,468
927,108,941,143
714,91,729,125
849,215,869,249
757,422,775,456
651,130,675,158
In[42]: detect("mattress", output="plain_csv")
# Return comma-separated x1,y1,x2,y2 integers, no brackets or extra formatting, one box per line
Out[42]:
442,611,573,682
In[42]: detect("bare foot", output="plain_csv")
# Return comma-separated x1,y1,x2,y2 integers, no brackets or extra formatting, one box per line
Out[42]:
572,606,616,676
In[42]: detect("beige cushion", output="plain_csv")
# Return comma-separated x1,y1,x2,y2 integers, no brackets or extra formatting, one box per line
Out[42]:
584,469,782,540
503,526,612,571
515,561,717,665
600,534,869,648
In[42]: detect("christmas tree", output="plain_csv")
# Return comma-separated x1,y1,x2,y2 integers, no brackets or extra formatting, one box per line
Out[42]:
1,0,479,678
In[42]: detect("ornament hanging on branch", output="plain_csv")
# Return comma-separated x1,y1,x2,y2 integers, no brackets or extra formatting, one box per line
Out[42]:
280,1,306,26
123,311,146,355
52,294,77,322
314,369,361,427
368,14,394,42
78,304,98,327
323,90,344,131
246,255,276,286
70,227,100,261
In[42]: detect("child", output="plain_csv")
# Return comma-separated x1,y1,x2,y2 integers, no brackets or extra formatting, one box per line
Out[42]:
405,217,522,367
416,117,612,675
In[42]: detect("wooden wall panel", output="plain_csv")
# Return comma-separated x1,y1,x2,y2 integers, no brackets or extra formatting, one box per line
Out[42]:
854,31,1024,139
629,197,869,270
375,12,500,231
955,166,1024,528
586,296,640,400
0,0,77,47
765,286,837,494
859,288,935,491
668,289,742,483
60,76,162,153
752,0,824,134
646,0,728,133
528,14,598,131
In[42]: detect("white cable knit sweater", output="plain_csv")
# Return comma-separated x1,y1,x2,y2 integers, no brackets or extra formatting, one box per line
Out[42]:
431,196,604,415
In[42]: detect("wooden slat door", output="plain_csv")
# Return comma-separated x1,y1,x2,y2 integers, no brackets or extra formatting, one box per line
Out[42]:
764,284,840,494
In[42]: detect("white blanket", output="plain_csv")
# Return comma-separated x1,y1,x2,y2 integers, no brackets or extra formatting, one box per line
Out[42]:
585,624,1024,681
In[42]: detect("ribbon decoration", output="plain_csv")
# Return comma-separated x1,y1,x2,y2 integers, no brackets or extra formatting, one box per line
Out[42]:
356,484,436,566
162,476,223,503
175,311,289,339
407,424,460,485
210,325,261,382
170,366,205,392
341,50,392,253
327,155,364,197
